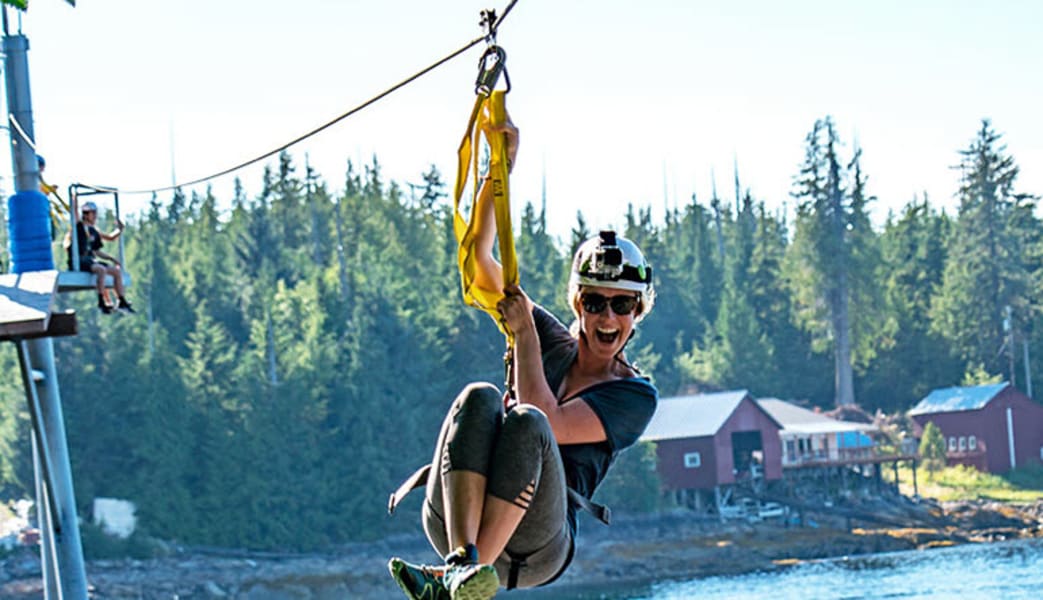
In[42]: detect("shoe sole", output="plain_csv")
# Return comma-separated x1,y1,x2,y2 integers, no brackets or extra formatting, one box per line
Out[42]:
388,558,418,600
450,564,499,600
388,557,445,600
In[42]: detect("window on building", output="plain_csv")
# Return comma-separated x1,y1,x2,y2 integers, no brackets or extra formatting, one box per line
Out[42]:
684,452,701,469
948,437,957,452
968,436,977,451
959,437,967,451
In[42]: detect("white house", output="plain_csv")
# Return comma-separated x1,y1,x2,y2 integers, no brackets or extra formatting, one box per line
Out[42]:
758,398,877,466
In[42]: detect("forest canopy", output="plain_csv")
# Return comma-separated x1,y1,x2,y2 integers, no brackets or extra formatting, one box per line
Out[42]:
0,118,1038,550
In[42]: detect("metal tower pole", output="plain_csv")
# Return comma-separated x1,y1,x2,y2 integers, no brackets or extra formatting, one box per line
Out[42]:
4,33,38,191
31,432,61,600
4,31,90,600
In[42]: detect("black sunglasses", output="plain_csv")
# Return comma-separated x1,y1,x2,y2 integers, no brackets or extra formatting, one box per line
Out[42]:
580,292,640,316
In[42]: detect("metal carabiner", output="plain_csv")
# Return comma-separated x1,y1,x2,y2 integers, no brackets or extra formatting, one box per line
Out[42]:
475,44,509,96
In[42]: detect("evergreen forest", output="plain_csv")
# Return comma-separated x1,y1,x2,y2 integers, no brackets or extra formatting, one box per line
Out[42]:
0,117,1040,551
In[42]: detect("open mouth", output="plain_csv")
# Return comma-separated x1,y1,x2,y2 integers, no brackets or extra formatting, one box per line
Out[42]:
595,327,620,345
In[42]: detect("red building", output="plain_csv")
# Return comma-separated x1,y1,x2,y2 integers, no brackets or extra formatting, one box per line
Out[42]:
641,390,783,490
909,382,1043,473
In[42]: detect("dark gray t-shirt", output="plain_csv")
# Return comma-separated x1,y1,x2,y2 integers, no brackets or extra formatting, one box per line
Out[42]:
532,305,658,533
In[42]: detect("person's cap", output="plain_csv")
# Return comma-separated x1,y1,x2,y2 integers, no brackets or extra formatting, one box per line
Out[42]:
81,201,98,213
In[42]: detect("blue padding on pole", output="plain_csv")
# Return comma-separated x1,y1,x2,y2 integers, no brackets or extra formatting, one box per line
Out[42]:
7,214,53,227
9,231,52,246
8,191,50,219
12,251,55,265
10,235,54,250
7,190,54,273
16,261,54,272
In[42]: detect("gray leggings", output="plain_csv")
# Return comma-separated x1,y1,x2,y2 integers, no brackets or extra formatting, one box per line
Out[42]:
422,382,573,589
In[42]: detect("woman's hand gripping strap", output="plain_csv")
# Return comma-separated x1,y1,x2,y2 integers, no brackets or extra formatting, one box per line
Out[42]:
452,88,517,341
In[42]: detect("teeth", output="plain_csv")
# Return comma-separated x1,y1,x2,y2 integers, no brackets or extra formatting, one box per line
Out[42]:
597,327,619,335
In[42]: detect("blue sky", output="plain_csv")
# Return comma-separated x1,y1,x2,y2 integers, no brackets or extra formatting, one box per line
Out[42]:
7,0,1042,240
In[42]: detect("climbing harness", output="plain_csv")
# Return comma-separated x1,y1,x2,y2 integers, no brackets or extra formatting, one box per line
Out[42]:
387,462,608,590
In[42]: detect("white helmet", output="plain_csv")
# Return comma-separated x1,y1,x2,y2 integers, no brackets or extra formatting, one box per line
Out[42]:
568,230,655,322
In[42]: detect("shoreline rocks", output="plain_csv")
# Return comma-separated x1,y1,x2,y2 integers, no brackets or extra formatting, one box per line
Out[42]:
1,499,1040,599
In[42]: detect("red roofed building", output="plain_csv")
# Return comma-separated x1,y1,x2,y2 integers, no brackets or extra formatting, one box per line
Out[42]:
641,390,783,491
909,382,1043,473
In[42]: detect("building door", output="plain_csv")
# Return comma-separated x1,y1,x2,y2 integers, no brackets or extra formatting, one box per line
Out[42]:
732,431,764,477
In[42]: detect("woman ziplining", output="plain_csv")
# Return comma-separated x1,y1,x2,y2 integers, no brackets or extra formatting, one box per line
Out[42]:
386,42,660,600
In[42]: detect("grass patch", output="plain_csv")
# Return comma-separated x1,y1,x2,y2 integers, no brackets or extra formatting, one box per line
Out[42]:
897,463,1043,502
1005,463,1043,489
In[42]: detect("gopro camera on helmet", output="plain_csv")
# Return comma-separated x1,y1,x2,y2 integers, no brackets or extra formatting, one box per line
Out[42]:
591,230,623,278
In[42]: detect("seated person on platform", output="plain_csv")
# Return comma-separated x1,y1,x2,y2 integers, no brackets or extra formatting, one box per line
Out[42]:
64,201,134,314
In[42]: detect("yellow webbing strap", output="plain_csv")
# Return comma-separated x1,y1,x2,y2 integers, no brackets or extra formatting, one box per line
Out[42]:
453,90,517,341
40,178,69,238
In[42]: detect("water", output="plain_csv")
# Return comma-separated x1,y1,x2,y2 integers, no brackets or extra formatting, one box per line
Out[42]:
517,538,1043,599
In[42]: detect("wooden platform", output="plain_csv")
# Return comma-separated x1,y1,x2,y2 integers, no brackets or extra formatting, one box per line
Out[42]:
782,453,918,470
0,270,77,341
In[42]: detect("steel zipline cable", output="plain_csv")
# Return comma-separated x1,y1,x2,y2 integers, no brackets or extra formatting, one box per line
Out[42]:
58,0,519,196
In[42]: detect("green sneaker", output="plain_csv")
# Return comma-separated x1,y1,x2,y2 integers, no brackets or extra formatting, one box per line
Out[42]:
442,545,499,600
388,557,449,600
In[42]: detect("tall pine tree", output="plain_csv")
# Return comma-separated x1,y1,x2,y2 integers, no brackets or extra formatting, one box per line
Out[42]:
787,118,882,407
931,120,1041,385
